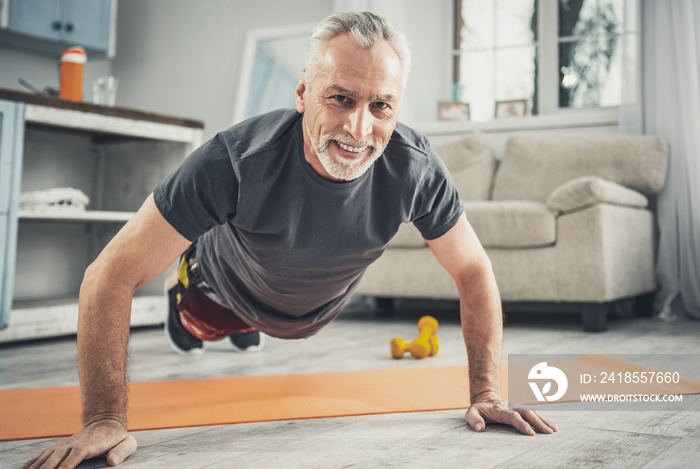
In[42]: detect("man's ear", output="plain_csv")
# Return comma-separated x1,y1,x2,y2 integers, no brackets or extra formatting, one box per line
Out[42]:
295,71,307,113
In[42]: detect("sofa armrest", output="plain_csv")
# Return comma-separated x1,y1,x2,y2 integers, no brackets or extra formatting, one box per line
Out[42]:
546,176,648,214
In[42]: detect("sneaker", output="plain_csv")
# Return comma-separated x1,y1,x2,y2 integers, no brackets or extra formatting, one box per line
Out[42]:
164,284,205,355
229,330,265,352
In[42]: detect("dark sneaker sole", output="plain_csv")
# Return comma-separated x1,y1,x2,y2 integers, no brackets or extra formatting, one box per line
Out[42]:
229,331,265,353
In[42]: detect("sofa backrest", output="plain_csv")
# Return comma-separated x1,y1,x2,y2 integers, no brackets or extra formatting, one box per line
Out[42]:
433,133,495,201
491,133,669,202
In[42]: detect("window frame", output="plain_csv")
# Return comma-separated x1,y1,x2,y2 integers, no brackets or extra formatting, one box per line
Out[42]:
452,0,631,123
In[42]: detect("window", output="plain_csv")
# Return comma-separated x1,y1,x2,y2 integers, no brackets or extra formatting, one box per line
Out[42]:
453,0,637,122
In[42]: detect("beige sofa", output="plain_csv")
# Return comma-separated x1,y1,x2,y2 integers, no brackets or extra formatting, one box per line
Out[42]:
354,133,669,331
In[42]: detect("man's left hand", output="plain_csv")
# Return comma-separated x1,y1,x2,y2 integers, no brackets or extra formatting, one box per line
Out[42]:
465,393,558,436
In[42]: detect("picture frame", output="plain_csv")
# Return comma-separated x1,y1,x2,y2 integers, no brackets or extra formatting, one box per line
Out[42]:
438,101,470,122
494,99,528,118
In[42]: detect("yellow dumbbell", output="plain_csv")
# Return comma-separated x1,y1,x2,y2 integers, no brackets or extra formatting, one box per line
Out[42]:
391,316,440,359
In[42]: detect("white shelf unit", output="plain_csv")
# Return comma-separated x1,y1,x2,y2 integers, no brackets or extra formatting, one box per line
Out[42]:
0,99,203,343
3,296,165,343
19,210,134,223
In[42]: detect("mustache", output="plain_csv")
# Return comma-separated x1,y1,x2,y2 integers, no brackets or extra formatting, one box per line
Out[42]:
318,134,376,151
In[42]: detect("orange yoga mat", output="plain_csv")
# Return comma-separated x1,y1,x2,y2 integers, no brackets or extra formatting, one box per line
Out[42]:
2,356,699,442
0,366,472,442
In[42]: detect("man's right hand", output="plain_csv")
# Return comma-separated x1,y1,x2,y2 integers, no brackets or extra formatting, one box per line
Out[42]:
21,195,186,469
21,421,137,469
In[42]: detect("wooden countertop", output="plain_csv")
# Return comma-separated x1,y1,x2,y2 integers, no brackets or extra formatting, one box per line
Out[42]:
0,87,204,129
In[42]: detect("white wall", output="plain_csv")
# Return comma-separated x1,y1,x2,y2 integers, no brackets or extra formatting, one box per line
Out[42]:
111,0,453,140
112,0,332,141
0,0,452,141
400,0,453,125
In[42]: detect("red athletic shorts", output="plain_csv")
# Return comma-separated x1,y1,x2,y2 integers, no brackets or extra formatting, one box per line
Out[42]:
176,244,255,341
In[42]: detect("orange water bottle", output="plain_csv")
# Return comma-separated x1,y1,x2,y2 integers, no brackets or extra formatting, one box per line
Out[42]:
59,46,87,102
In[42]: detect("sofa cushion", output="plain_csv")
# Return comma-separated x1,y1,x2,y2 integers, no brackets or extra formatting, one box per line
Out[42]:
492,133,668,202
547,176,649,213
388,222,427,248
433,133,495,201
464,201,556,248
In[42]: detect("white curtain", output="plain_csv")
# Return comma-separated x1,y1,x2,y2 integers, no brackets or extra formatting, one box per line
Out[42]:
627,0,700,319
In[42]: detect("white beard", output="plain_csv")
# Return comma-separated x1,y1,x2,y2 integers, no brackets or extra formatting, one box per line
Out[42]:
305,121,383,182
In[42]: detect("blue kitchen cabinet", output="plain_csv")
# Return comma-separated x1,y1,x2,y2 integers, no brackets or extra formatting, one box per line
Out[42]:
6,0,57,43
0,100,25,330
7,0,112,53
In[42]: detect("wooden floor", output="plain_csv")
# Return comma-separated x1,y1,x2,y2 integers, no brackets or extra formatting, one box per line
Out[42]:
1,301,699,468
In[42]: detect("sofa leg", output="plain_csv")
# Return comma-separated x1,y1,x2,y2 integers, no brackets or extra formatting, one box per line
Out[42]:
376,297,396,312
582,304,608,332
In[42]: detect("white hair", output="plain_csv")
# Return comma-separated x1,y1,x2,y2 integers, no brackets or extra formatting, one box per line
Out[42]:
304,11,411,89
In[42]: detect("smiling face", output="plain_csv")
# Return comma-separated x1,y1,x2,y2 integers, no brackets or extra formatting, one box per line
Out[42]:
295,33,404,182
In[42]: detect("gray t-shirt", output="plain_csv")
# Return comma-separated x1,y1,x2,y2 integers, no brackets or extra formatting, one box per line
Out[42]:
154,109,463,339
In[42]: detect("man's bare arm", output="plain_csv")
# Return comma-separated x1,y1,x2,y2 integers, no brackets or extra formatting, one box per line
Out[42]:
23,193,191,469
427,213,556,435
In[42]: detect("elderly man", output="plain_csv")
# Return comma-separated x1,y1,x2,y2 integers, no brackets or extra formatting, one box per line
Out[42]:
23,11,556,469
